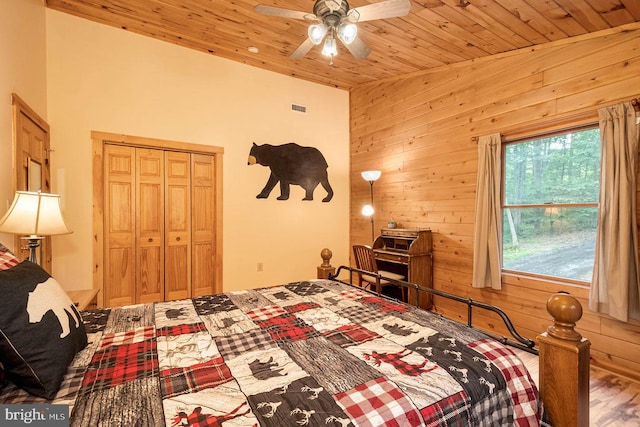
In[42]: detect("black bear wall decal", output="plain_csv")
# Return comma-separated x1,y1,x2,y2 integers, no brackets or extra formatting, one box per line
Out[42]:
247,142,334,202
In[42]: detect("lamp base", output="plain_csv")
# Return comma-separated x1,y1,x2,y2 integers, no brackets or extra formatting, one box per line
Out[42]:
21,236,44,265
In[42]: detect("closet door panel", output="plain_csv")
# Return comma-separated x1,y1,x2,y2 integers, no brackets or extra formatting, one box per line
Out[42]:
136,149,165,304
104,145,136,307
165,152,191,301
191,154,216,297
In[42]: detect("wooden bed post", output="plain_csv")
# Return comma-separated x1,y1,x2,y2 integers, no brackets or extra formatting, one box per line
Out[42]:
317,248,335,279
537,293,590,427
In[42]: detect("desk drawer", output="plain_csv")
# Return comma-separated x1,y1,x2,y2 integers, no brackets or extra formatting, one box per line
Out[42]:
375,252,409,264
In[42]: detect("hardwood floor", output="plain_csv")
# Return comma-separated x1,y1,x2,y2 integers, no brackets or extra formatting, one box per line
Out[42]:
589,366,640,426
513,349,640,426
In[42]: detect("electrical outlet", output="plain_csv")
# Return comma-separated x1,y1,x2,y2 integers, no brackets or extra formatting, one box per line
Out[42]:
257,262,263,272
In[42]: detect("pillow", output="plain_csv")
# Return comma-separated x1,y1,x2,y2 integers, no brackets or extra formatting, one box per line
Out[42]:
0,242,19,271
0,361,5,390
0,261,88,399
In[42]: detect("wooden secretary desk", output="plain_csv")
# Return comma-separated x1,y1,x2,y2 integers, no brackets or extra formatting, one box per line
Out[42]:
373,228,433,308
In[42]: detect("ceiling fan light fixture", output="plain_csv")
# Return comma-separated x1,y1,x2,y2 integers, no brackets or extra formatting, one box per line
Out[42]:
321,35,338,57
337,23,357,44
308,24,328,45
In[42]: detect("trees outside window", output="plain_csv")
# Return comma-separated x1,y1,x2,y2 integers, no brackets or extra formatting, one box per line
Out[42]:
502,127,600,282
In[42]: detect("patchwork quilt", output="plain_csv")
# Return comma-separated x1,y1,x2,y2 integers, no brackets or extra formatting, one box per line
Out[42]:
1,280,550,426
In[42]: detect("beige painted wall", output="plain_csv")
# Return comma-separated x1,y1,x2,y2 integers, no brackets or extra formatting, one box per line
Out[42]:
45,9,350,292
0,0,47,249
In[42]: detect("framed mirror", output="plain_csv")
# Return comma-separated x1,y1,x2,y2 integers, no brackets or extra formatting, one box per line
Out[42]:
28,157,42,192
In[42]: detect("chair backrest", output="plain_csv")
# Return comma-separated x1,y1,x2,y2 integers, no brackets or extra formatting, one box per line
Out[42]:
352,244,378,274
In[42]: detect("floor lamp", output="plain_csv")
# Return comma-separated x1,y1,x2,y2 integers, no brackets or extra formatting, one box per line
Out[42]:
0,191,72,265
361,170,381,244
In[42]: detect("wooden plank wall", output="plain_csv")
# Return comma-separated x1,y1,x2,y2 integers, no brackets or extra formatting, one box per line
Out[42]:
350,23,640,380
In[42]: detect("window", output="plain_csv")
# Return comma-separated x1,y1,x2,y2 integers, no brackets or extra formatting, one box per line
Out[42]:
502,126,600,282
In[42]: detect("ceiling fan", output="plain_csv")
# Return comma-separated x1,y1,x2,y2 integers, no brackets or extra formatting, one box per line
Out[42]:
254,0,411,63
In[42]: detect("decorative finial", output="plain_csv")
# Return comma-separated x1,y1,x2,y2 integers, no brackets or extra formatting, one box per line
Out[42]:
320,248,333,267
546,292,583,341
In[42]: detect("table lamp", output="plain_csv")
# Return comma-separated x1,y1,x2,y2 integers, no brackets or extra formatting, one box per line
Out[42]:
0,191,72,264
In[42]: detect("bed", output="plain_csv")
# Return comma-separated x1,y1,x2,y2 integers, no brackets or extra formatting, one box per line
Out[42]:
1,261,552,427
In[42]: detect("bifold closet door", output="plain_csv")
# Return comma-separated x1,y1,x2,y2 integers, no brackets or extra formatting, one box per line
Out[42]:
165,152,191,301
191,153,216,297
104,145,136,307
136,148,165,304
104,145,218,306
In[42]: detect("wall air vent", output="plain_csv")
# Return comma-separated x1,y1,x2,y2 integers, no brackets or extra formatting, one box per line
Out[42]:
291,104,306,113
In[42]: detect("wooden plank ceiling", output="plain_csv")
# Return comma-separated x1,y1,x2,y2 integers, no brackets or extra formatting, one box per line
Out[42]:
45,0,640,89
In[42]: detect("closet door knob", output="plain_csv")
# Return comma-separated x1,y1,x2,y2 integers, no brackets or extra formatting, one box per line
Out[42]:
176,237,181,241
148,238,153,242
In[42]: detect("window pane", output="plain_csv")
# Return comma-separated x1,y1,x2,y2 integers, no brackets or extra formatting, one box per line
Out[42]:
504,128,600,205
502,207,597,281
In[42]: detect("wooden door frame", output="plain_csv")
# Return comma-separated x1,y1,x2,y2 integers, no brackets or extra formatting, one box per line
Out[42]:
92,131,224,307
12,93,52,272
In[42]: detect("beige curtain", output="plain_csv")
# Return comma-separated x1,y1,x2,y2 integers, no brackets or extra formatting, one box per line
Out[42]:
590,102,640,322
473,133,502,289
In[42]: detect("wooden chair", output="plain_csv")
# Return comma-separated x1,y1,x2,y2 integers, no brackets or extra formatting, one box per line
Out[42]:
352,244,405,298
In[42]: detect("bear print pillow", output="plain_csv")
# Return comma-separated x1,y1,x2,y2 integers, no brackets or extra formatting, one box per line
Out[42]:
0,261,87,399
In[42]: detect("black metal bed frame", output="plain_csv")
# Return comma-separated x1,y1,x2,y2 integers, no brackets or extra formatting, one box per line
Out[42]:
329,265,538,355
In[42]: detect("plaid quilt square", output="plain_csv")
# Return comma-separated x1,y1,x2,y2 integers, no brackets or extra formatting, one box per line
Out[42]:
0,367,85,407
160,357,233,398
323,324,380,348
247,304,288,322
284,301,321,313
338,305,387,324
215,329,276,359
255,313,321,343
469,339,541,426
156,322,207,337
469,388,513,426
340,289,370,300
99,326,155,350
284,281,330,296
83,338,158,391
420,391,471,427
335,376,423,427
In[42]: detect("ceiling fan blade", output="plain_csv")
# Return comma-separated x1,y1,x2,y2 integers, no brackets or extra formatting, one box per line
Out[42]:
254,4,315,21
290,38,316,60
349,0,411,22
342,35,371,60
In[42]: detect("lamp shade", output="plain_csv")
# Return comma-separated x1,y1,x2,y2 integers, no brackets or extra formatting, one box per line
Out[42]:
337,23,357,45
0,191,72,236
308,24,327,45
361,170,382,182
321,35,338,57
